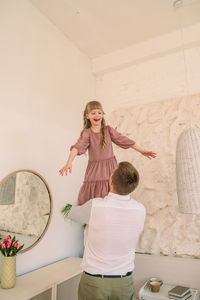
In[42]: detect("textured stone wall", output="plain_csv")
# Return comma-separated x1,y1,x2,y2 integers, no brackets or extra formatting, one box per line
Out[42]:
109,94,200,258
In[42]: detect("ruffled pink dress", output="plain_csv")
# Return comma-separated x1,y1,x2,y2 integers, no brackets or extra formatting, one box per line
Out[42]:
71,125,135,205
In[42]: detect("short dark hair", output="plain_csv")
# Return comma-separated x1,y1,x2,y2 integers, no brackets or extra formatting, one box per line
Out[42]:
112,161,139,195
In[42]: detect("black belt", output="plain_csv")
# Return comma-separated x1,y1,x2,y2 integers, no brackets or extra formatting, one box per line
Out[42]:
84,271,132,278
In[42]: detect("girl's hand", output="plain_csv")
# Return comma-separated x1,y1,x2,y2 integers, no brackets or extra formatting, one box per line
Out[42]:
132,144,156,159
141,150,157,159
59,163,72,176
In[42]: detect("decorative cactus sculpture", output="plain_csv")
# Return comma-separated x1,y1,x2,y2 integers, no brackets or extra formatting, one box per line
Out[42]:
176,127,200,214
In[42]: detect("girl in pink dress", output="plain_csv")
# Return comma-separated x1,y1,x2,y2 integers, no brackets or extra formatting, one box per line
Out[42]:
59,101,156,206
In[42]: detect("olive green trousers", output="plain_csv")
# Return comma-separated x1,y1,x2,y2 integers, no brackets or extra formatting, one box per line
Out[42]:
78,272,136,300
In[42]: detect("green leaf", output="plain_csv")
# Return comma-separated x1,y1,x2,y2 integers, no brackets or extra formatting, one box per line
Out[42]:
11,236,16,243
18,245,24,252
61,204,72,217
43,212,50,216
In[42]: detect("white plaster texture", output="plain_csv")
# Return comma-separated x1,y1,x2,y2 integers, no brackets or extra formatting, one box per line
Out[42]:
109,94,200,258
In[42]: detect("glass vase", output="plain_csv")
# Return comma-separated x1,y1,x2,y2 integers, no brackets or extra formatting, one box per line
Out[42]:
1,256,16,289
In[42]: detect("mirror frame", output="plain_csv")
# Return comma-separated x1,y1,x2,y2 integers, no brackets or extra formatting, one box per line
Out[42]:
0,169,53,253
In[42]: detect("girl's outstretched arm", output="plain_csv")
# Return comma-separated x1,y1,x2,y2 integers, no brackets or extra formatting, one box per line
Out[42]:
108,126,156,159
132,143,156,159
59,129,90,176
59,147,78,176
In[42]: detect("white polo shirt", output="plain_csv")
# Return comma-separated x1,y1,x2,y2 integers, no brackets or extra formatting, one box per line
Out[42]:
68,192,146,275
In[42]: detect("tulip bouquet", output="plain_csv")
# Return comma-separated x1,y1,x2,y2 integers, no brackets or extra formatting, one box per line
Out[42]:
0,235,24,257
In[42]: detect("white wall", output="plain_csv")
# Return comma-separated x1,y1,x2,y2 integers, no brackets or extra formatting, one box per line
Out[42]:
0,0,95,275
134,253,200,291
94,24,200,288
94,23,200,114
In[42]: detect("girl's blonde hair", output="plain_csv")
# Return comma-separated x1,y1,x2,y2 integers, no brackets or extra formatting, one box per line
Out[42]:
83,101,107,148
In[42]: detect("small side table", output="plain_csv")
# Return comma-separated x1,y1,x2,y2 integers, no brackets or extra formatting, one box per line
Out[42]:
139,282,200,300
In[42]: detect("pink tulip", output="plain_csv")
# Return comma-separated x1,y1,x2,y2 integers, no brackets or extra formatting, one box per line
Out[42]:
15,243,19,249
6,235,11,241
9,251,13,256
6,242,11,249
2,243,6,250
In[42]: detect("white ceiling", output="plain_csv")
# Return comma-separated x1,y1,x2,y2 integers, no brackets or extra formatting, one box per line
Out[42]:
30,0,200,58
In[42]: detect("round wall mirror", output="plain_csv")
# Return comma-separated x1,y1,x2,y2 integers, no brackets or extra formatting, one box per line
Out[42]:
0,170,52,253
